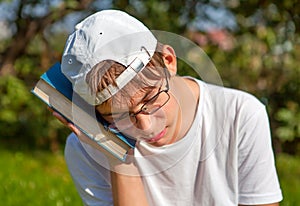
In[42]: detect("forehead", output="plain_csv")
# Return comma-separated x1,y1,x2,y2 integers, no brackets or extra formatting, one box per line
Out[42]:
96,65,166,113
120,85,154,103
112,70,163,102
97,85,157,114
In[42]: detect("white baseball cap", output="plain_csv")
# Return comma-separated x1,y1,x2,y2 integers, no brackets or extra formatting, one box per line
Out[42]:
61,10,157,105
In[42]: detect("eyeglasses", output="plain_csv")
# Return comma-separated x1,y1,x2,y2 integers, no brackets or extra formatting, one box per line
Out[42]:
108,68,170,132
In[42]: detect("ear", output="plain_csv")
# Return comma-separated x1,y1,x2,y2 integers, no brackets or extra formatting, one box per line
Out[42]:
162,45,177,76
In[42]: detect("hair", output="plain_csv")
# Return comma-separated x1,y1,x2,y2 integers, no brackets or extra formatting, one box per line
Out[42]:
86,42,170,106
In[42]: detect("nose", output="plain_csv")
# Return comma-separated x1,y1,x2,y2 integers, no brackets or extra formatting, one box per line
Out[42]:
134,113,152,131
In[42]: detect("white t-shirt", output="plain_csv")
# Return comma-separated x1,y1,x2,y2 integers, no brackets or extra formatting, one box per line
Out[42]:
66,79,282,205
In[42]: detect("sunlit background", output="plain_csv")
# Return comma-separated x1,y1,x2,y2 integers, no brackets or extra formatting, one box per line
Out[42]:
0,0,299,205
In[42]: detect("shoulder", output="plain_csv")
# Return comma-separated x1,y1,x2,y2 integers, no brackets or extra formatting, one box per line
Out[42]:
201,80,266,114
188,79,267,130
182,77,267,126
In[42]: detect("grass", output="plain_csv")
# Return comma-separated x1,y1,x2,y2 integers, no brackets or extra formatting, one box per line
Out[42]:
0,149,82,206
0,149,299,205
276,154,300,206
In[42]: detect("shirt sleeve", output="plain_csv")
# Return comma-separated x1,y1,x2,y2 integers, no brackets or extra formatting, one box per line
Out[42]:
64,133,113,206
237,100,283,205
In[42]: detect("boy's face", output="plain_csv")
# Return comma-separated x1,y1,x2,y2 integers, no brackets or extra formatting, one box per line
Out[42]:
96,77,182,147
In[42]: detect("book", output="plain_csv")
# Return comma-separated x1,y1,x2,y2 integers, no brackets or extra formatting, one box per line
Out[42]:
31,62,135,162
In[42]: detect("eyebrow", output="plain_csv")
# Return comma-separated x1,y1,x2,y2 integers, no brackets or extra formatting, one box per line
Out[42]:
99,87,158,117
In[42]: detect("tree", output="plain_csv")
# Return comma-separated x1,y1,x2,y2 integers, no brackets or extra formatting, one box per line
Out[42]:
0,0,95,76
0,0,299,154
0,0,96,151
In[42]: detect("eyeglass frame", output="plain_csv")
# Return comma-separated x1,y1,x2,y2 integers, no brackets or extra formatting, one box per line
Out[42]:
107,67,170,131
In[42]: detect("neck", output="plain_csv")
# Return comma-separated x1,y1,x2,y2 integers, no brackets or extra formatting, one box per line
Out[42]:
170,76,200,141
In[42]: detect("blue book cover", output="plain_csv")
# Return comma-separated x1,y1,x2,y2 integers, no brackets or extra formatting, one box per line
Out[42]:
32,62,135,161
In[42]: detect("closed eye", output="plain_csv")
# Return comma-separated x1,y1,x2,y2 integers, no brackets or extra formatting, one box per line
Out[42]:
141,87,161,102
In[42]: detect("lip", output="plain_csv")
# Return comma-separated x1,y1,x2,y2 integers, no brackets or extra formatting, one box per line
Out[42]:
146,128,167,143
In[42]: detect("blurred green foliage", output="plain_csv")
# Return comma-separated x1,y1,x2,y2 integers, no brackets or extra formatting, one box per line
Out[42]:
275,103,300,142
0,73,69,151
0,0,299,154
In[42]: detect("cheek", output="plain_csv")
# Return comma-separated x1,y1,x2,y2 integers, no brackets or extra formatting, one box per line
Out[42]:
117,97,180,140
119,109,169,141
163,95,182,138
164,96,180,122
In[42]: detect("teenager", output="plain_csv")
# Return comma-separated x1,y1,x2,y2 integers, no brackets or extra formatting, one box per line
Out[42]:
52,9,282,206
